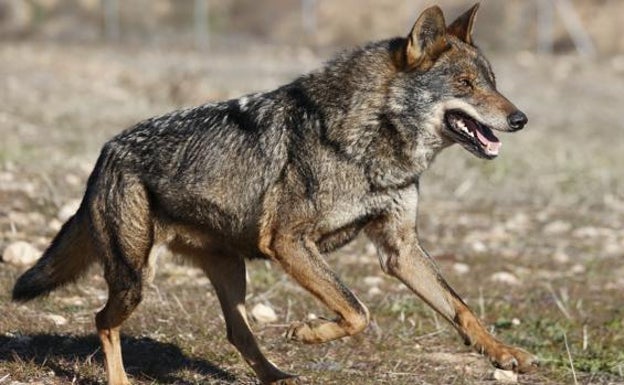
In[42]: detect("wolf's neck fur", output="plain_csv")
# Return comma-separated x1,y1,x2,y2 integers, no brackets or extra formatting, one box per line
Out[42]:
293,39,446,188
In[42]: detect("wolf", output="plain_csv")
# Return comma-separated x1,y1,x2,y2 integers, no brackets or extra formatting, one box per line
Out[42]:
12,3,539,384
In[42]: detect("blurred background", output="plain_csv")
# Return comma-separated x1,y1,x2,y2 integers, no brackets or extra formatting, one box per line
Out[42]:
1,0,624,54
1,1,623,384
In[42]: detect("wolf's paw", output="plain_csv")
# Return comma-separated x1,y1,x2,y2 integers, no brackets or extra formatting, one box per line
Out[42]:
285,319,333,344
285,320,317,343
488,344,539,373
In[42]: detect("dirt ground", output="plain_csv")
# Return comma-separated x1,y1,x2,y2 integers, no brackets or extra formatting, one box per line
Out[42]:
1,40,623,385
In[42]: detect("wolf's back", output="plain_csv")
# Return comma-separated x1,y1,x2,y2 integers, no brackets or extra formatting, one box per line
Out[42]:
12,206,94,302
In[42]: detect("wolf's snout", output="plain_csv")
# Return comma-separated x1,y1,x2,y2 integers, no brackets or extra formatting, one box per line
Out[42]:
507,110,528,131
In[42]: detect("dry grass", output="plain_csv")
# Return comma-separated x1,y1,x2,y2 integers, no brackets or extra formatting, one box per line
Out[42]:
1,41,623,384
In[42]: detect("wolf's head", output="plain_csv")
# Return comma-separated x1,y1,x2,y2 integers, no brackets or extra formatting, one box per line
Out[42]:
389,3,526,159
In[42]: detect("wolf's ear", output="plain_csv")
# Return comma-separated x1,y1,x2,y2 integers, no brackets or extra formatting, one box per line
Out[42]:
404,5,448,71
447,3,480,45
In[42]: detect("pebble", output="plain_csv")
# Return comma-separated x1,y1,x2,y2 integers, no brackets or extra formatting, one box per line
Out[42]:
0,171,15,183
452,262,470,275
573,226,614,238
570,264,586,274
471,241,487,253
251,303,278,324
543,220,572,235
603,241,622,258
493,369,518,383
45,314,68,326
363,276,383,287
56,296,85,306
48,218,63,232
57,199,81,222
367,286,382,296
552,249,570,264
490,271,521,286
505,213,530,232
64,173,82,186
2,241,41,266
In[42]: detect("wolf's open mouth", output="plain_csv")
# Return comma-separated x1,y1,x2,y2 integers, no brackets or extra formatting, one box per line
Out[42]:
444,110,501,157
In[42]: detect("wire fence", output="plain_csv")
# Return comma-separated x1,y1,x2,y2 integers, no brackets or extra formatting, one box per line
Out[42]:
1,0,620,56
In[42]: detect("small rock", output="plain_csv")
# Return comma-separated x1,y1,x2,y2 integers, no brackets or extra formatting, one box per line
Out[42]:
0,171,15,183
251,303,277,324
56,296,85,306
543,220,572,235
500,248,517,259
45,314,68,326
64,173,82,186
363,276,383,287
505,213,530,232
2,241,41,266
471,241,487,253
48,218,63,232
490,271,521,286
552,249,570,264
603,241,622,258
452,262,470,275
307,313,318,320
570,264,586,274
573,226,613,238
57,199,81,222
367,286,382,296
492,369,518,383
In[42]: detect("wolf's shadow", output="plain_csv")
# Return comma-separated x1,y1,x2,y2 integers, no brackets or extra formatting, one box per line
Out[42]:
0,333,237,384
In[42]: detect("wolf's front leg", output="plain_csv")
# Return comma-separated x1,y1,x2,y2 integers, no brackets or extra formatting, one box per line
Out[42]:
366,211,539,373
265,232,370,344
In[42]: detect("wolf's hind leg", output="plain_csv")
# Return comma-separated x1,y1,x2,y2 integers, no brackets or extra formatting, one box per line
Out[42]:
92,179,153,385
96,280,142,385
95,247,146,385
197,253,298,385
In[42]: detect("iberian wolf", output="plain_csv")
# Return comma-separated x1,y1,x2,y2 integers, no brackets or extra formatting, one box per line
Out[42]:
13,3,538,384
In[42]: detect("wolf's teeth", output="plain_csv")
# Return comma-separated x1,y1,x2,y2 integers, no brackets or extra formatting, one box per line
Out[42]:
457,119,469,135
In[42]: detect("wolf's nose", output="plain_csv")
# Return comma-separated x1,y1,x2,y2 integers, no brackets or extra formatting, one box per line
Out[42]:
507,110,528,131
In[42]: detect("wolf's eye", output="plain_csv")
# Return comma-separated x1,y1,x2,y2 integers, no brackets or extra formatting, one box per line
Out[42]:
459,78,473,89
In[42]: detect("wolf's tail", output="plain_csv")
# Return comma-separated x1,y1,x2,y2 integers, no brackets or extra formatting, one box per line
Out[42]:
12,205,95,302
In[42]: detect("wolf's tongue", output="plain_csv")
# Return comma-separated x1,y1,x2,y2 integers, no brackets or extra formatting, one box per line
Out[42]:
475,128,501,155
